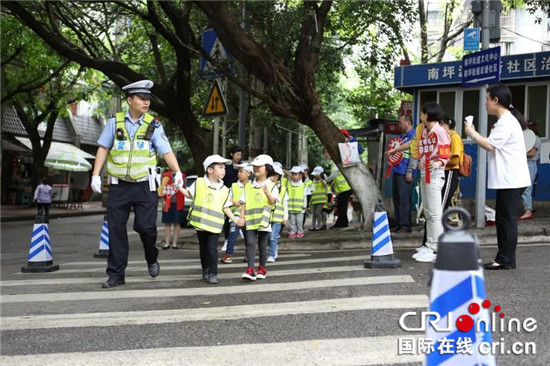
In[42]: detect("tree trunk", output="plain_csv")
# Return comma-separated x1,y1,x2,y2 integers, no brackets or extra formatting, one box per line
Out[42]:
196,1,380,229
308,113,379,228
418,0,429,64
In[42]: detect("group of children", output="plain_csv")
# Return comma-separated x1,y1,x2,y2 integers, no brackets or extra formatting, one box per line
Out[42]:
177,154,332,285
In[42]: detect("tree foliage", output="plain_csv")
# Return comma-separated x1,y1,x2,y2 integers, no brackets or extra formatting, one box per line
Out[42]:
4,0,423,226
1,14,92,187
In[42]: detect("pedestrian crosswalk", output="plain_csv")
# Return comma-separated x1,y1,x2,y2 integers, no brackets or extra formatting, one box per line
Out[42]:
0,250,428,365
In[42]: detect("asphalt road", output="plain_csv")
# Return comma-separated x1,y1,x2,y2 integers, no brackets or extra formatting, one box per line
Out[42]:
1,214,548,365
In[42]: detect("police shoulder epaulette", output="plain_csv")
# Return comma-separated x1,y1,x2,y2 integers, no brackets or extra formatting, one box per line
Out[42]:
152,120,161,128
109,114,116,119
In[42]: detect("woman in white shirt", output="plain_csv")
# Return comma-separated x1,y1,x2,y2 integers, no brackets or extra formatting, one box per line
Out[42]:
465,84,530,270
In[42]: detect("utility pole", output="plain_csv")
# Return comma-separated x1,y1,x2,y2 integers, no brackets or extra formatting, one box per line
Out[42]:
474,0,491,229
238,1,247,154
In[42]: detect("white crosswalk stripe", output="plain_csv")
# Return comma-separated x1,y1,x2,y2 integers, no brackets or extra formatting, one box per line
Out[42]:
0,335,424,366
1,250,426,365
1,275,414,303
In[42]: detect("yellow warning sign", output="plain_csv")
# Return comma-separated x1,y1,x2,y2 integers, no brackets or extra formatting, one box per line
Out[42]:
202,80,228,117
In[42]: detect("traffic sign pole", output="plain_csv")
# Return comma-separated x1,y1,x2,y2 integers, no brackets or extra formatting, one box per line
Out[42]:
474,0,491,229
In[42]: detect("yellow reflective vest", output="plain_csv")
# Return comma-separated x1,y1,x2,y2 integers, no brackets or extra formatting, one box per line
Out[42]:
332,163,351,193
310,180,328,205
245,180,275,230
189,178,229,234
230,181,246,216
287,182,305,213
271,183,287,223
106,112,157,180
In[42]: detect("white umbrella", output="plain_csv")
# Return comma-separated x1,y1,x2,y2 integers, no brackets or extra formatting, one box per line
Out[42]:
44,150,92,172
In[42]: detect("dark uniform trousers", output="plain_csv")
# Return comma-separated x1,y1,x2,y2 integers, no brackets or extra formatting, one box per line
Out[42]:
106,181,159,279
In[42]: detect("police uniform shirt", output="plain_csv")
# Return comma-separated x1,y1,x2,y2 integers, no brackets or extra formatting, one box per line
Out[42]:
239,179,280,232
97,111,172,156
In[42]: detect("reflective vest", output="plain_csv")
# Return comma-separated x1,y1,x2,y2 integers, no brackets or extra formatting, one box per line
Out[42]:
271,183,287,223
310,180,328,205
230,181,246,216
245,180,275,230
287,182,305,213
304,179,313,194
189,178,229,234
106,112,157,180
332,163,351,193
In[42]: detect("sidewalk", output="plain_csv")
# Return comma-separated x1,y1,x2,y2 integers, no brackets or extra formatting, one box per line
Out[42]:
1,201,106,222
3,202,549,250
178,214,550,250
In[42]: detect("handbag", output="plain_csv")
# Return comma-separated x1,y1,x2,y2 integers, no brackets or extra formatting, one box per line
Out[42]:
338,141,361,167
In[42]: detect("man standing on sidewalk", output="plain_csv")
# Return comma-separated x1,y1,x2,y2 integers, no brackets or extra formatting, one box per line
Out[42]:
90,80,184,289
386,115,415,233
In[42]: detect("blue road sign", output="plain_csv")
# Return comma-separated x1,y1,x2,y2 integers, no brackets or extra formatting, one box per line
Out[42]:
200,29,232,80
464,28,480,51
462,46,501,88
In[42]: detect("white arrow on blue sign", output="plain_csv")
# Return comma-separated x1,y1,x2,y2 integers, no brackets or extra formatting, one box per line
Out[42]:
462,46,501,89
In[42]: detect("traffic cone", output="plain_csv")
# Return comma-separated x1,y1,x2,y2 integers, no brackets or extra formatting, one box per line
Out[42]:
94,214,109,258
21,210,59,273
425,207,495,365
364,199,401,268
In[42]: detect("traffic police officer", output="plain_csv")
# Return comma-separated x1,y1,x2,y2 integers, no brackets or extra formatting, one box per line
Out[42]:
91,80,183,288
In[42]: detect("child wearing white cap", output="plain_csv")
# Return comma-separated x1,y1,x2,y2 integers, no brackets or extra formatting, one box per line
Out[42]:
240,155,279,281
309,166,328,231
221,163,252,264
179,155,244,284
287,166,308,239
267,162,288,262
301,165,313,228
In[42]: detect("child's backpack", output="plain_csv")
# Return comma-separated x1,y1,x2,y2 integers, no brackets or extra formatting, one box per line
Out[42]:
459,152,472,177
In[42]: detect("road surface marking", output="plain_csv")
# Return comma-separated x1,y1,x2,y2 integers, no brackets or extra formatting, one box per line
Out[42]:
1,275,414,303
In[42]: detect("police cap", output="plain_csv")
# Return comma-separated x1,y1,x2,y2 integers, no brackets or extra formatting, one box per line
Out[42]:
122,80,154,98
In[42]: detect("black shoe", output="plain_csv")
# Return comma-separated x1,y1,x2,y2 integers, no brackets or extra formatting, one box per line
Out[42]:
102,278,125,288
329,225,345,230
483,261,514,270
390,226,402,233
208,274,219,284
202,268,210,281
162,245,170,250
320,225,327,230
148,262,160,277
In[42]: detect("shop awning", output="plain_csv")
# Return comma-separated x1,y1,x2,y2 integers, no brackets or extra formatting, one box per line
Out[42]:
2,139,31,152
14,136,95,159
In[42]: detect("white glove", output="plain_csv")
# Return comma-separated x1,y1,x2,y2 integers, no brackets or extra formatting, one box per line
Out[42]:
174,171,183,189
91,175,102,193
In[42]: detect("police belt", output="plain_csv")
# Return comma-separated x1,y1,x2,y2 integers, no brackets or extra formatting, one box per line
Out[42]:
117,176,149,183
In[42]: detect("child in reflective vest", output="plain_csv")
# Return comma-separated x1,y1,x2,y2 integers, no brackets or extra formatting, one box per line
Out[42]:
309,166,328,231
221,163,252,264
287,166,308,239
267,162,288,263
240,155,279,281
179,155,244,284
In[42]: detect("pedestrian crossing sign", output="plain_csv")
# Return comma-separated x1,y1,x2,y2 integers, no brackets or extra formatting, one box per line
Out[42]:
203,80,228,117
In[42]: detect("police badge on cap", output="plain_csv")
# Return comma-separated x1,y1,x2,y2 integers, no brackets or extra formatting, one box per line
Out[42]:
122,80,154,97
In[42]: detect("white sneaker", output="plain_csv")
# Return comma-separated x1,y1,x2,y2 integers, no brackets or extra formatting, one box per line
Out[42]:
221,240,228,252
412,246,430,259
415,249,437,263
267,256,275,263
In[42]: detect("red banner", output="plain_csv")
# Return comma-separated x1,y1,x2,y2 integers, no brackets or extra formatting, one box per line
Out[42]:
385,137,404,179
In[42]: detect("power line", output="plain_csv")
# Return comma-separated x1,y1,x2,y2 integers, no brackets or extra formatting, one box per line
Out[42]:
500,26,550,46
